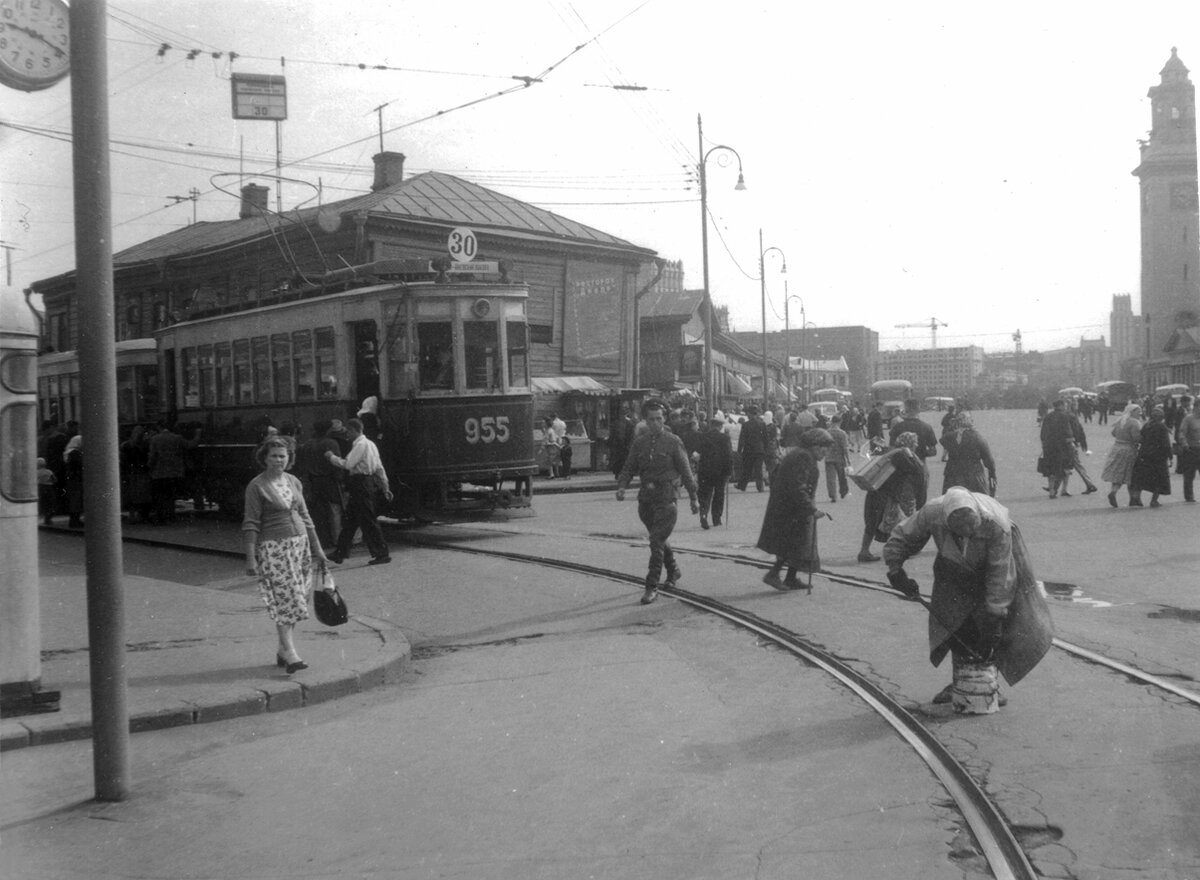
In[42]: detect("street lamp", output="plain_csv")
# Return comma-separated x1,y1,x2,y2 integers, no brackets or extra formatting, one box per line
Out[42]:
784,287,804,403
758,228,787,410
698,113,746,416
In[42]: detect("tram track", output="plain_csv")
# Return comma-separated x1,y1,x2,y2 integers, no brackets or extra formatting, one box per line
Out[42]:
417,538,1039,880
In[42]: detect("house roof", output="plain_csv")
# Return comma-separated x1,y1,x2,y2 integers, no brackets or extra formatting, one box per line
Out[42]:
640,288,704,320
1164,325,1200,353
45,171,654,284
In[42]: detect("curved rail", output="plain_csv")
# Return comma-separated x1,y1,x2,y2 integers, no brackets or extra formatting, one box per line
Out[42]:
422,540,1038,880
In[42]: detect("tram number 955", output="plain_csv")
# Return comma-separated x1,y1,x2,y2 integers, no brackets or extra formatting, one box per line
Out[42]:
464,415,511,444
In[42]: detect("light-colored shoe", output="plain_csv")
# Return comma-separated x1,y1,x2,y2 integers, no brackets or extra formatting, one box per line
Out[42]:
640,587,658,605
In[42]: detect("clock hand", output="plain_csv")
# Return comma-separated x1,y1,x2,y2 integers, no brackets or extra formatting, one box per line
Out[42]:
1,22,66,56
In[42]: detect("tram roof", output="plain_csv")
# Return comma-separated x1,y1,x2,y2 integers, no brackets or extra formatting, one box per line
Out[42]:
35,172,654,288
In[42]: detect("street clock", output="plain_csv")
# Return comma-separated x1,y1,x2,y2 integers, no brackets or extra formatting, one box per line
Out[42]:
0,0,70,92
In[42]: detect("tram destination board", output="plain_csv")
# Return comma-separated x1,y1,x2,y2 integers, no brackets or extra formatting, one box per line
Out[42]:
231,73,287,121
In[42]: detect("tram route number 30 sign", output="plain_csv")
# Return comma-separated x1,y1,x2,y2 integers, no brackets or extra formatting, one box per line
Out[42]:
448,227,478,262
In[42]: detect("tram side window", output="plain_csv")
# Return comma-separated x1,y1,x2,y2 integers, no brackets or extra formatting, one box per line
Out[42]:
507,320,529,388
271,334,292,403
464,320,500,391
315,327,338,399
292,330,314,401
234,339,253,404
198,344,215,407
215,343,232,405
252,336,271,403
418,322,454,391
182,347,199,406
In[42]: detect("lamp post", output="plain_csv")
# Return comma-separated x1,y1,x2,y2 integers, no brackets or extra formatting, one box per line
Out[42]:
758,228,787,411
784,288,804,404
698,114,746,416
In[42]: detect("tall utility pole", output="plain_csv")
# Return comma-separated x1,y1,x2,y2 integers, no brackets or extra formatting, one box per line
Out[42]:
71,0,130,801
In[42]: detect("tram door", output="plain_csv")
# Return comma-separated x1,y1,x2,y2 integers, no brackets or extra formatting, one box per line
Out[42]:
352,321,381,402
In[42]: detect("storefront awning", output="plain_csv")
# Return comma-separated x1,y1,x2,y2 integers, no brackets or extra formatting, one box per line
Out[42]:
725,373,754,395
531,376,613,396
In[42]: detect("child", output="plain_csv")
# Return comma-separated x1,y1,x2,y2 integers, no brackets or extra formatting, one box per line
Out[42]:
37,457,57,525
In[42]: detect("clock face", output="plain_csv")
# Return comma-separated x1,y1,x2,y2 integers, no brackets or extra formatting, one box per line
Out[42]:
0,0,70,92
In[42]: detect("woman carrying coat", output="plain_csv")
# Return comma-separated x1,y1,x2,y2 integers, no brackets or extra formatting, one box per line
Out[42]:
756,428,831,591
243,436,331,674
940,411,996,496
1130,405,1173,507
1100,403,1143,508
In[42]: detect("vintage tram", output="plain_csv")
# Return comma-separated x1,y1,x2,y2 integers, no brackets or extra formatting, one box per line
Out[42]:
153,259,537,518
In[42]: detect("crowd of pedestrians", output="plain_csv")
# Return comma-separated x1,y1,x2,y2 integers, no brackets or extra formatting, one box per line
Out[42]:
612,393,1063,714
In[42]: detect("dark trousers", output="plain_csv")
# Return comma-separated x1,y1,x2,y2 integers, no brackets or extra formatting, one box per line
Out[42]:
637,499,678,583
1181,450,1200,501
306,476,344,551
737,452,765,491
151,477,181,523
336,475,388,559
825,461,848,500
697,475,726,523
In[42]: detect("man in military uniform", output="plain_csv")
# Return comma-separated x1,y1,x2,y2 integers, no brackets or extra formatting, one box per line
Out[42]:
616,399,700,604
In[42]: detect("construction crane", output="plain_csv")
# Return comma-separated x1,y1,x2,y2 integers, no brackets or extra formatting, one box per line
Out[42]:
895,317,947,349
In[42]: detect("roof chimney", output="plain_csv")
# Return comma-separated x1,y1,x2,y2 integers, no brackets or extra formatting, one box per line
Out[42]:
371,151,406,191
239,184,270,219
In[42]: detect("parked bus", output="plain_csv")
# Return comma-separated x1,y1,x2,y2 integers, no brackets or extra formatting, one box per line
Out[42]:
1096,380,1137,413
871,379,912,421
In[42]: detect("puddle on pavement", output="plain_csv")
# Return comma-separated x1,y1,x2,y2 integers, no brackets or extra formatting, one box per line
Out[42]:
1148,606,1200,623
1041,581,1114,608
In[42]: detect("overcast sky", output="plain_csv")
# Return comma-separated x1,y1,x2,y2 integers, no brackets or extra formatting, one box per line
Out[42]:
5,1,1200,353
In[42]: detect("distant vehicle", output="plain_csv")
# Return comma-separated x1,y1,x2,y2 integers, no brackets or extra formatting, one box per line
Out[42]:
1057,387,1086,398
923,396,955,411
871,379,913,420
1155,383,1189,399
1096,380,1137,413
811,401,841,422
812,387,852,405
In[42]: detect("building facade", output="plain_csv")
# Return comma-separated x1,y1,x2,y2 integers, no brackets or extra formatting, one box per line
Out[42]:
1038,337,1121,390
728,324,878,402
1110,293,1141,364
1132,48,1200,360
874,346,985,397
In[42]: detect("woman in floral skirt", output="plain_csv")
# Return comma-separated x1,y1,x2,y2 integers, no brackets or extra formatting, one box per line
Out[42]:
243,437,330,673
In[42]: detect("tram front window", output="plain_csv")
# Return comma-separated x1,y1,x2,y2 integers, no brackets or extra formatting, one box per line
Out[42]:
418,322,454,390
464,320,500,391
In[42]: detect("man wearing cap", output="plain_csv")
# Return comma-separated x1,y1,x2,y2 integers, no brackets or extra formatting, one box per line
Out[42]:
616,400,700,604
696,413,733,529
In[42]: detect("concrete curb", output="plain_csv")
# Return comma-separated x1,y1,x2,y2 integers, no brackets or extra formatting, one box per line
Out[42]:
0,615,410,752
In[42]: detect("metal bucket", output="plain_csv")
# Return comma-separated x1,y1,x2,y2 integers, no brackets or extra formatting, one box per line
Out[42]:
952,661,999,714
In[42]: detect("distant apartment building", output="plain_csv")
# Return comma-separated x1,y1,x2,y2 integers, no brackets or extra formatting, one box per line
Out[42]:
1039,337,1121,389
1110,293,1141,363
874,346,985,396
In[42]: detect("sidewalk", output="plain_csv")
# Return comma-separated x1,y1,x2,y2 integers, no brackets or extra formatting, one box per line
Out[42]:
0,547,410,753
0,470,615,752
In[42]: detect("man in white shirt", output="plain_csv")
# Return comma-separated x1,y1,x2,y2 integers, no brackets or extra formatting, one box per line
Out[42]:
325,418,393,565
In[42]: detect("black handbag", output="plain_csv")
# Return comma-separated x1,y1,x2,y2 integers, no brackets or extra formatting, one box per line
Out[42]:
313,571,348,626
